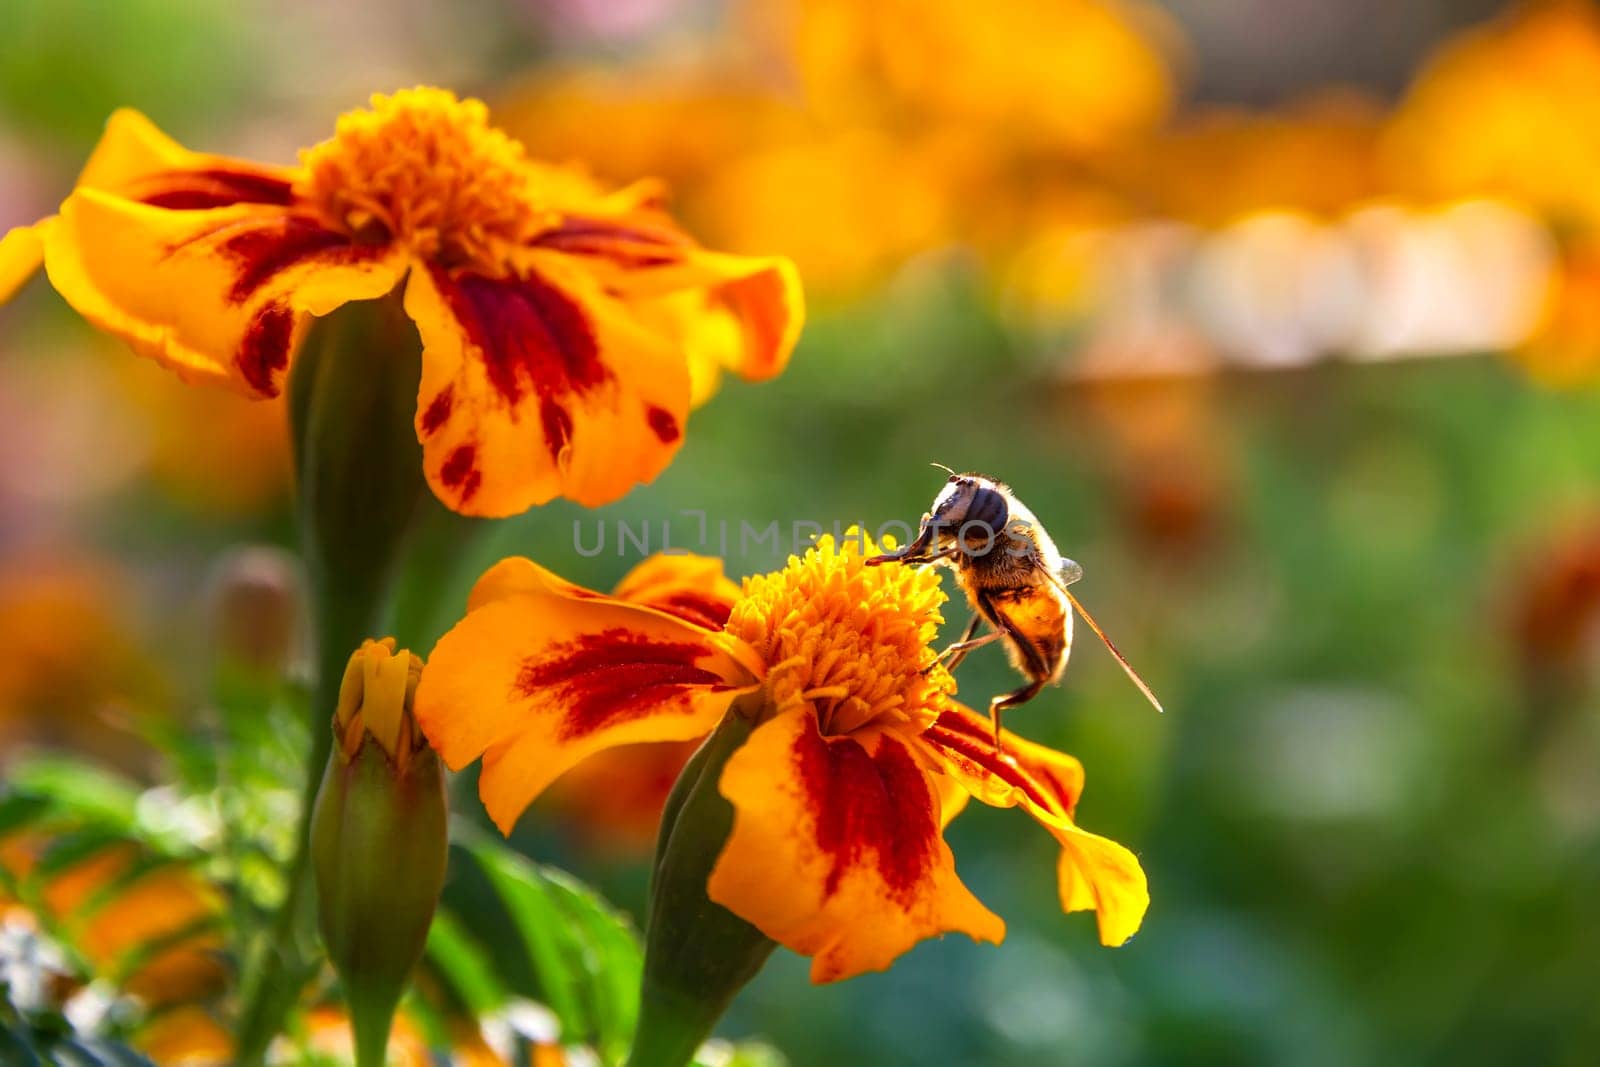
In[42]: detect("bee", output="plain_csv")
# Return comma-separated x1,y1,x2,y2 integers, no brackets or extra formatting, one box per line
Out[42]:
867,467,1162,747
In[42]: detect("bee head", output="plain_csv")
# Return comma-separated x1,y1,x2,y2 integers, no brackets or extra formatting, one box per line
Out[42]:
868,472,1011,566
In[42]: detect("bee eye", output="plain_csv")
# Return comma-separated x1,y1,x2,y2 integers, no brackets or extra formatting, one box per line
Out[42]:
967,487,1009,531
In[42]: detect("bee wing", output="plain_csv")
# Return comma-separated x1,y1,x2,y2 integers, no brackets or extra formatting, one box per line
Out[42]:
1044,564,1164,714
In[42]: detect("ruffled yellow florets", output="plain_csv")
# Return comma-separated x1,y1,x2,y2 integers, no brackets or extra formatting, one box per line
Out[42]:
297,87,556,273
727,532,954,736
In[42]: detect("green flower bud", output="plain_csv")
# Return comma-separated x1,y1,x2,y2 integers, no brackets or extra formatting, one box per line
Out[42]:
311,638,447,1067
629,698,777,1067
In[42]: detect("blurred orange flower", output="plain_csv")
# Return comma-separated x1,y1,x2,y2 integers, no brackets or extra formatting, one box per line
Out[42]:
1515,237,1600,384
0,833,227,1011
1132,92,1387,226
1,87,802,516
775,0,1175,152
135,1005,234,1064
0,557,163,765
417,537,1146,984
118,354,292,516
502,0,1177,298
1384,0,1600,232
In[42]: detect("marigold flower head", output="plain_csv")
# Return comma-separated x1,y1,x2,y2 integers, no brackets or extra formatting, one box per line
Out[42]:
416,534,1148,984
728,532,955,736
0,87,803,516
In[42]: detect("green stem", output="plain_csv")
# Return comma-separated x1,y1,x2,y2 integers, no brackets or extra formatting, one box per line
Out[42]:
233,591,369,1065
233,293,425,1065
628,984,726,1067
350,988,401,1067
627,704,777,1067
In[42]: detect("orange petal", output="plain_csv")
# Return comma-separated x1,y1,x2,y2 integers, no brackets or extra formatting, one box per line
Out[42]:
917,703,1148,947
611,553,742,630
73,109,192,189
414,587,757,833
1049,818,1149,947
917,703,1085,818
41,188,406,396
76,109,298,209
406,252,691,516
682,249,804,387
0,223,44,304
466,556,594,612
708,710,1004,983
533,215,802,400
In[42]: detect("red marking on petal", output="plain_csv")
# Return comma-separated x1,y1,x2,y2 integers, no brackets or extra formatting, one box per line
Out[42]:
921,710,1079,817
539,396,572,462
220,219,356,304
440,444,481,502
796,722,937,902
645,592,734,631
238,302,295,397
420,386,454,436
433,266,608,410
646,406,680,444
532,217,686,268
513,628,725,740
136,168,295,210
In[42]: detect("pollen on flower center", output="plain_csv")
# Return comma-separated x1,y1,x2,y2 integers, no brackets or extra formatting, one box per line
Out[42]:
296,87,555,272
727,532,955,736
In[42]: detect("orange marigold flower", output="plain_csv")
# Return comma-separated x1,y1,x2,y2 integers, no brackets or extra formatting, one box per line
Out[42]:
0,87,804,516
416,535,1147,983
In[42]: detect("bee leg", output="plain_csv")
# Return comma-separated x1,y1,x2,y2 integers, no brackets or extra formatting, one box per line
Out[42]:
929,632,1003,674
988,679,1045,753
925,615,989,674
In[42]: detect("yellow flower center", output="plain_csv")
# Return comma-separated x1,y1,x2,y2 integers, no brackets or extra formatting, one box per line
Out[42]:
727,532,955,736
296,87,556,273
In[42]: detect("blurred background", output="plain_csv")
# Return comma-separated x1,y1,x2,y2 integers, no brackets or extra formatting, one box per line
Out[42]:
4,0,1600,1063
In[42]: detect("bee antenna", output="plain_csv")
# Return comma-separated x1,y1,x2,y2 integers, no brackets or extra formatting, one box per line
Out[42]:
1048,576,1165,715
929,461,957,477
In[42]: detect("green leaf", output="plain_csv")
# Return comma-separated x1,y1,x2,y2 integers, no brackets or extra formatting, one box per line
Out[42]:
424,910,506,1019
0,793,51,837
5,761,141,831
452,838,643,1063
52,1038,158,1067
702,1039,789,1067
537,865,643,1062
467,843,589,1035
0,1021,45,1066
30,828,133,883
0,1010,155,1067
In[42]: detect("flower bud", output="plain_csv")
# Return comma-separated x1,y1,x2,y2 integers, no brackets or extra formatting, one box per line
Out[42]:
209,546,303,676
629,698,776,1067
310,638,447,1067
